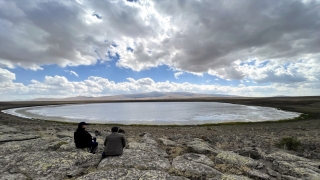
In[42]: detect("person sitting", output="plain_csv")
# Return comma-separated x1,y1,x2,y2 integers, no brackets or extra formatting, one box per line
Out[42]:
118,128,125,134
74,122,98,154
102,127,126,158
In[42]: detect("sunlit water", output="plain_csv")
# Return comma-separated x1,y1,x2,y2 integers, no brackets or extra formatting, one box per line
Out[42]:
3,102,300,125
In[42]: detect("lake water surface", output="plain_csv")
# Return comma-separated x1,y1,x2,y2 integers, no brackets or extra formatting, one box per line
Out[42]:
3,102,300,125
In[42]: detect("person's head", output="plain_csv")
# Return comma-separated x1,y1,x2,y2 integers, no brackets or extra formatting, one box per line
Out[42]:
78,122,89,129
111,126,119,133
118,129,125,134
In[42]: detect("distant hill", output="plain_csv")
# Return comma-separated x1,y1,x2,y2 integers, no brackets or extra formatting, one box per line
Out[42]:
32,92,238,101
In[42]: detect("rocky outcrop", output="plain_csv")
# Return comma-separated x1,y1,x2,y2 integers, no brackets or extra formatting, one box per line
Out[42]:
215,151,260,168
98,149,171,171
186,138,221,155
1,123,320,180
128,142,167,156
0,138,57,155
266,151,320,179
247,169,270,180
56,131,74,138
0,125,18,133
0,151,97,179
235,147,266,160
77,168,188,180
159,138,177,146
211,174,252,180
0,172,28,180
140,133,158,145
0,133,39,142
172,153,222,178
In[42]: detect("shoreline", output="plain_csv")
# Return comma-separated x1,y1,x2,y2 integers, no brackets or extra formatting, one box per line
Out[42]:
0,98,311,126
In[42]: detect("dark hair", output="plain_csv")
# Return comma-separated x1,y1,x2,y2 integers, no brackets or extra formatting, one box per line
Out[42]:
78,122,88,129
111,127,119,132
118,129,125,134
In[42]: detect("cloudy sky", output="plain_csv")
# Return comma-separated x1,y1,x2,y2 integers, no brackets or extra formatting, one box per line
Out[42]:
0,0,319,100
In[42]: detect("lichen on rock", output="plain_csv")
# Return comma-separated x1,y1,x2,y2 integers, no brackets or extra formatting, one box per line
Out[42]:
172,153,222,178
98,149,170,171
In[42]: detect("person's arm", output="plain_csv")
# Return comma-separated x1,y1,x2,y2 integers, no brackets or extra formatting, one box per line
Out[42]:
74,132,77,143
85,131,92,143
122,136,126,148
104,136,108,146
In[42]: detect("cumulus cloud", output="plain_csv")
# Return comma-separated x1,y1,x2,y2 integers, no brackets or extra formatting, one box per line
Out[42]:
65,70,79,77
1,68,320,100
0,0,319,84
0,68,15,82
174,72,184,79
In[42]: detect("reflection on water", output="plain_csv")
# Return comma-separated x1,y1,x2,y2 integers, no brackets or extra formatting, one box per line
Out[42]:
3,102,300,125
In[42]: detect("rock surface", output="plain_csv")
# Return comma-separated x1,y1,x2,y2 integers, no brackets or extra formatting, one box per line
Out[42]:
213,174,252,180
172,153,222,178
0,172,28,180
98,149,171,171
266,151,320,179
0,151,97,179
0,125,18,133
77,168,188,180
140,133,158,145
159,138,177,146
186,138,221,155
215,151,259,168
128,142,167,156
0,133,40,142
1,122,320,180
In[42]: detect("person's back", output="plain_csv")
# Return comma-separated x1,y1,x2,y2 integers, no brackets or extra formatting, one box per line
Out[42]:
103,127,126,157
74,122,98,153
74,128,92,148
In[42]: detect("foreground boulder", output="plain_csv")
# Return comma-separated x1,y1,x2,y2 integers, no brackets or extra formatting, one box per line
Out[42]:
172,153,222,178
235,147,266,160
208,174,252,180
186,138,221,155
77,168,188,180
247,169,270,180
0,151,97,179
140,133,158,145
0,125,18,133
215,151,260,168
266,151,320,179
0,138,58,155
0,172,28,180
128,142,167,156
0,133,39,142
98,149,170,171
159,138,177,146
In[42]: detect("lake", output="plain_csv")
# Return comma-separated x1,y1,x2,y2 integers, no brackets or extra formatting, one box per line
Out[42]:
3,102,300,125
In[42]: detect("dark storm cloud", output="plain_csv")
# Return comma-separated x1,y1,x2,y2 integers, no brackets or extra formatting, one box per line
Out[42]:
152,0,320,73
0,0,319,84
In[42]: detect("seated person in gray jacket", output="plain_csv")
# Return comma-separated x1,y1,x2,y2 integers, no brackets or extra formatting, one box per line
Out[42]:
102,127,126,158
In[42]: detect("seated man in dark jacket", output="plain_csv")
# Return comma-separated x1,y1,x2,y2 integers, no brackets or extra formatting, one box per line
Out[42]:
74,122,98,153
102,127,126,158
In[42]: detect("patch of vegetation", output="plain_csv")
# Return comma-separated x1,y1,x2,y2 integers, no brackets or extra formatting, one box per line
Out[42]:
275,137,301,151
51,141,68,151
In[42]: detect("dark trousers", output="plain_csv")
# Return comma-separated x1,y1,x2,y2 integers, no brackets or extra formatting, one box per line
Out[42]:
89,138,98,153
101,152,121,158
